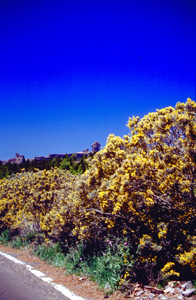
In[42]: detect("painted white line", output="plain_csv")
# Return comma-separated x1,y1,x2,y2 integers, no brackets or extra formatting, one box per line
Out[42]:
0,252,25,265
51,283,87,300
0,251,86,300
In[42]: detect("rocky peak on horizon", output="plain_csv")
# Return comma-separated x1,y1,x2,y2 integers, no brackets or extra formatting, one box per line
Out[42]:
2,153,25,166
1,141,100,165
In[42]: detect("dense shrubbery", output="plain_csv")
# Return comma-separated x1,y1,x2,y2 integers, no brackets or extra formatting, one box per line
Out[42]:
1,98,196,289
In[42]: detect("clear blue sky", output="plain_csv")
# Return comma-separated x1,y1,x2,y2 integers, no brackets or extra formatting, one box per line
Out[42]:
0,0,195,161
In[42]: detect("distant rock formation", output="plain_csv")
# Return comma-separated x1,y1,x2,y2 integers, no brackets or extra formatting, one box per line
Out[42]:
92,141,100,152
2,142,101,165
3,153,25,165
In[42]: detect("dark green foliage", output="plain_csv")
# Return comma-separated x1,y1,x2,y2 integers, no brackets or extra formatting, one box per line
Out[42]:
0,161,18,179
60,154,88,174
0,229,12,244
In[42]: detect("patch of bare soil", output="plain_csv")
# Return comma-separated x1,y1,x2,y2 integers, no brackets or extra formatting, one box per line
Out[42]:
0,244,124,300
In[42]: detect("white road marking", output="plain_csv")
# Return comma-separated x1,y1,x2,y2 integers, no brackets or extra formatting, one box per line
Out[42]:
0,251,86,300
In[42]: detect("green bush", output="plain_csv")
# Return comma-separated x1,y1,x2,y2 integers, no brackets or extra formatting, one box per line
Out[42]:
0,229,11,244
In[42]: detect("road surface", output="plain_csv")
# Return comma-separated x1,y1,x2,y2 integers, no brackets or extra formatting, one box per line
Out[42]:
0,253,70,300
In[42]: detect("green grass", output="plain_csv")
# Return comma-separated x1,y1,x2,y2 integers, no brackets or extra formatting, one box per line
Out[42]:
62,239,133,292
34,242,66,268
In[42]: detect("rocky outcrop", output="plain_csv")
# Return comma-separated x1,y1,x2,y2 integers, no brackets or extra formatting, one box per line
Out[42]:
2,142,101,165
92,141,100,152
3,153,25,165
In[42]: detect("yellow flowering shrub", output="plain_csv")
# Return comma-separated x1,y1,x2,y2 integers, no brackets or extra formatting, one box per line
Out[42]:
72,98,196,281
1,98,196,283
0,168,76,241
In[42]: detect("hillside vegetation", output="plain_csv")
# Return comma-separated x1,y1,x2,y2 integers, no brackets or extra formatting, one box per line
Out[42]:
1,98,196,291
0,153,89,179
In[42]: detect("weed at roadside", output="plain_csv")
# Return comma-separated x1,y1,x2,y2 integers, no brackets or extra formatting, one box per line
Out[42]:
0,229,11,244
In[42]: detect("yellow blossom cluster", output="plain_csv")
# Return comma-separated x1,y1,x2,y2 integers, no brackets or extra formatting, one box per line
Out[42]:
176,236,196,272
161,262,180,278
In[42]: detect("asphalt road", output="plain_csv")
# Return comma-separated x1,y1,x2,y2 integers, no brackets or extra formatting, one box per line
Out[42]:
0,254,70,300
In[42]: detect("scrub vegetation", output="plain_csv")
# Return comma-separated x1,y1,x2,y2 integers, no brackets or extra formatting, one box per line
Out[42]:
1,98,196,292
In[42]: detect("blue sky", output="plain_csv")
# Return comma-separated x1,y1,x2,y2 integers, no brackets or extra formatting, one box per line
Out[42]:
0,0,195,161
